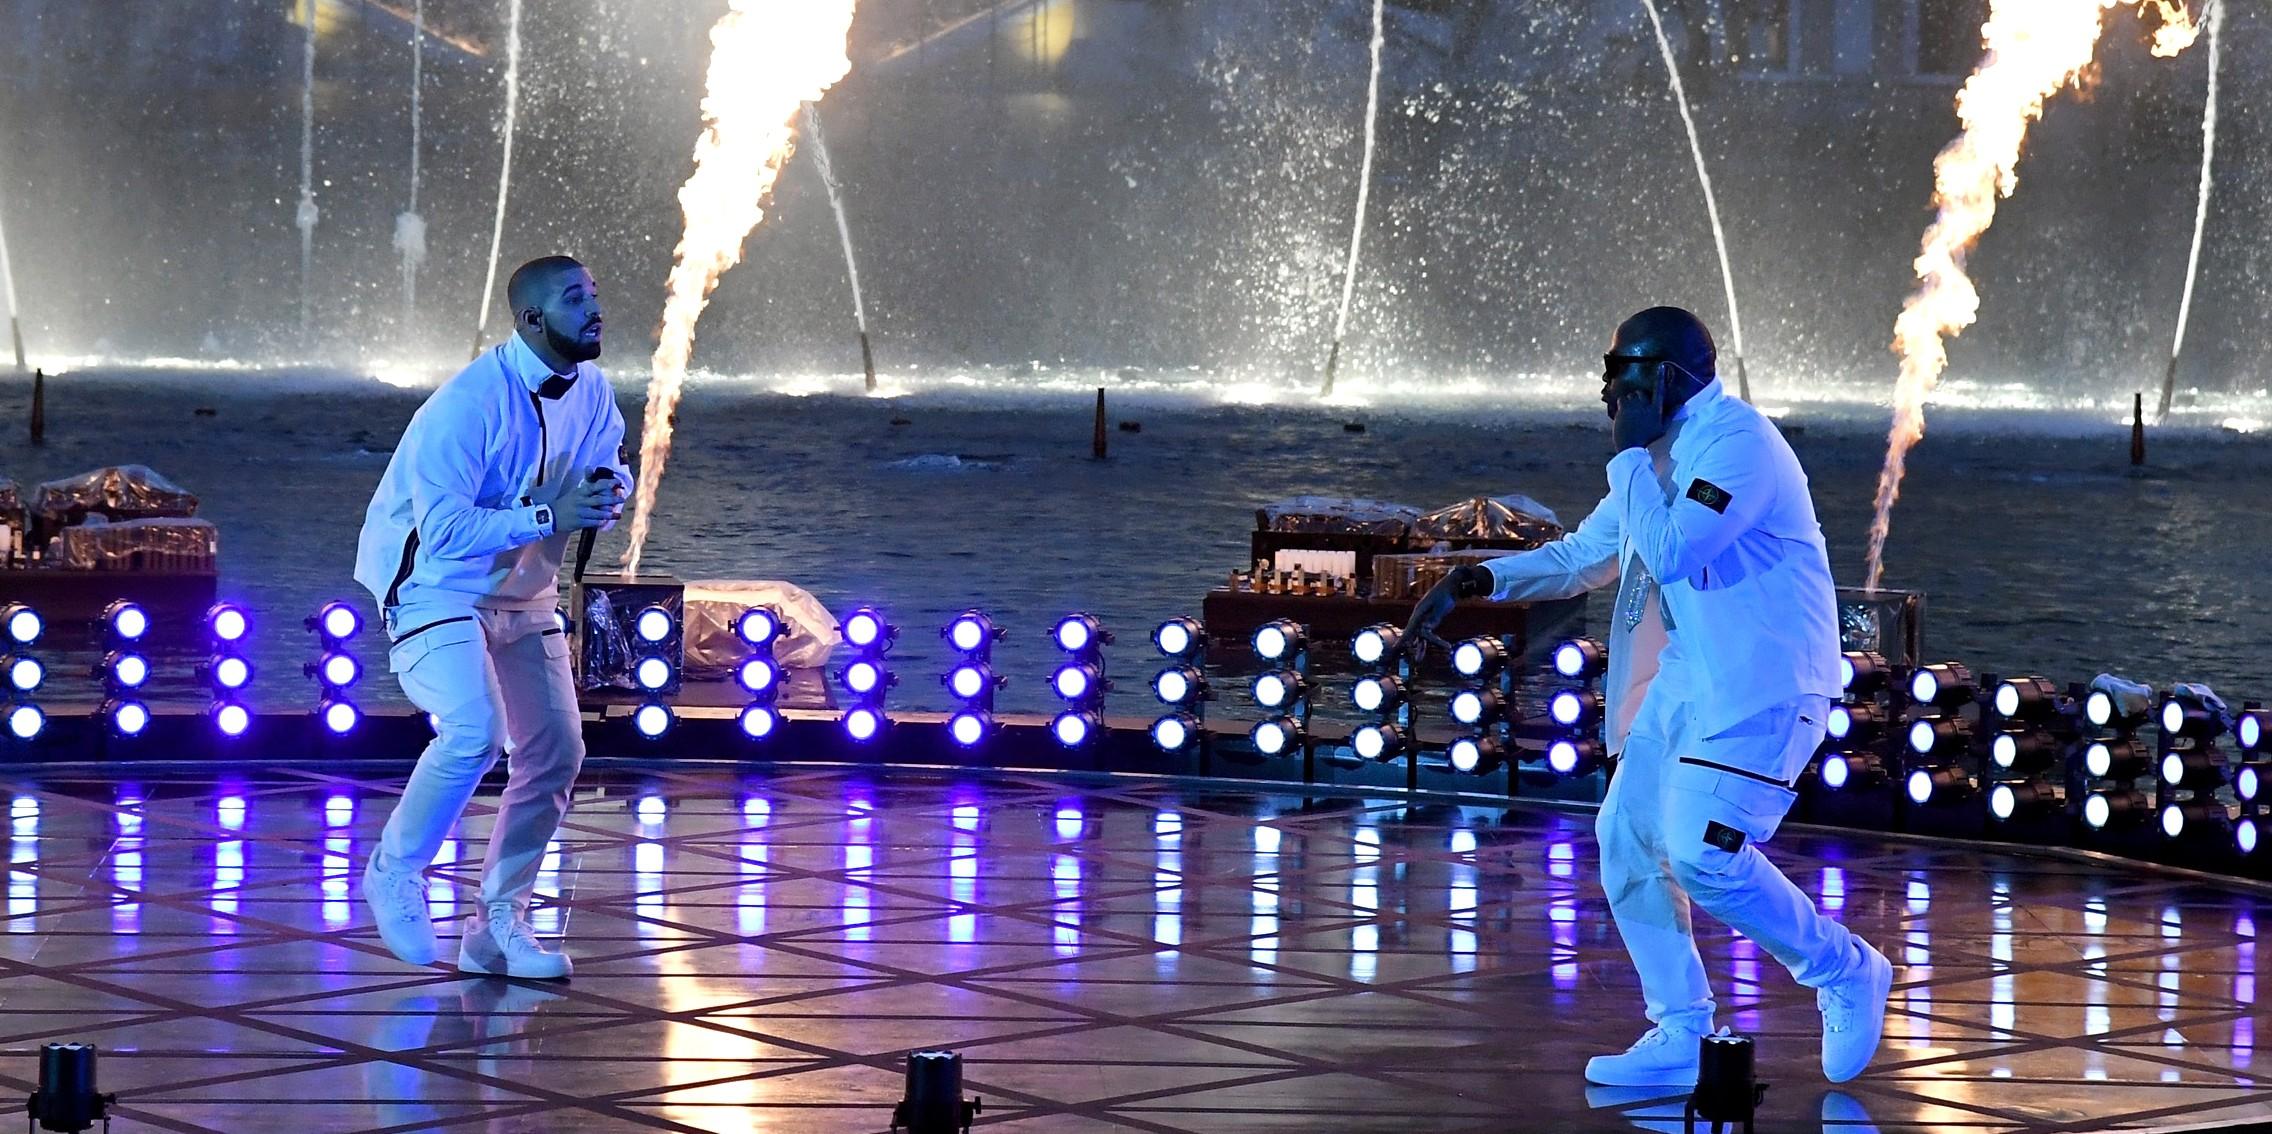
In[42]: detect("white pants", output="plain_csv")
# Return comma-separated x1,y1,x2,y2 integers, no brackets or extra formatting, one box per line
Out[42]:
1601,687,1854,1034
372,604,583,916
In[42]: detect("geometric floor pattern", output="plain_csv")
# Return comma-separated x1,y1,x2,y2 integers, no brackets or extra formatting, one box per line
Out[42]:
0,764,2267,1133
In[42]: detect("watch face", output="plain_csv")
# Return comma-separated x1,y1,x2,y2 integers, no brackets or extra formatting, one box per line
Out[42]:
536,506,553,528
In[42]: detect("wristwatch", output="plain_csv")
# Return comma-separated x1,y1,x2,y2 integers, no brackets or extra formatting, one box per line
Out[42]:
534,505,554,533
1452,564,1493,600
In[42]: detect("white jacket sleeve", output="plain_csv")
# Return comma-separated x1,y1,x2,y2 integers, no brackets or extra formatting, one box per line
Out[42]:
405,396,549,561
1482,492,1622,602
1609,427,1775,585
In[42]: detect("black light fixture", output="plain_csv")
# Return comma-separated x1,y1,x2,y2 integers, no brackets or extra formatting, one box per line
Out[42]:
892,1049,980,1134
28,1042,114,1133
1246,620,1310,761
1048,613,1112,749
1684,1030,1765,1134
1347,622,1412,766
2075,684,2153,834
1149,616,1208,755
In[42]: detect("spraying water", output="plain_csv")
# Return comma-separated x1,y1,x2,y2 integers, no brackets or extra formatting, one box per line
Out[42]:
0,187,23,371
621,1,861,578
294,0,319,342
470,0,524,358
1317,0,1384,399
800,102,877,393
1863,0,2200,592
2159,0,2221,421
1638,0,1749,402
393,0,428,325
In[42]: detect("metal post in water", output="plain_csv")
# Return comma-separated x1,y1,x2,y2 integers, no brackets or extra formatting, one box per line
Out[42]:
1092,388,1107,460
29,367,43,445
2132,393,2145,467
860,330,877,393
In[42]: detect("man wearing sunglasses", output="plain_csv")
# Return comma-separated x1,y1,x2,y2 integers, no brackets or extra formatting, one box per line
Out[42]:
1402,306,1891,1087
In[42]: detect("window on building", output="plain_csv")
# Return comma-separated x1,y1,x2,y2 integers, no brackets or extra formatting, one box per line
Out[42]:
1727,0,1793,72
1915,0,1988,76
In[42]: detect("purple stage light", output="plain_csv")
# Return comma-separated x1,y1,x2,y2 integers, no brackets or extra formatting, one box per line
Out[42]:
206,603,250,644
319,698,360,735
212,702,251,738
315,602,361,642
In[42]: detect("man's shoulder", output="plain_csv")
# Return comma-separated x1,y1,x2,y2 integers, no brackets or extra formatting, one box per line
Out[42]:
413,354,509,423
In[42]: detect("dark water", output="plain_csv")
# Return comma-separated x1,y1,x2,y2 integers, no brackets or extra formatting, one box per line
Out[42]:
3,368,2268,719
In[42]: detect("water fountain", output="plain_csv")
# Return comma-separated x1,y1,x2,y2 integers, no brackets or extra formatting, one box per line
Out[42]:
1638,0,1749,402
0,185,23,371
294,0,318,342
470,0,524,358
393,0,429,327
801,103,877,393
2159,0,2221,421
1317,0,1384,400
1864,0,2201,592
621,0,862,579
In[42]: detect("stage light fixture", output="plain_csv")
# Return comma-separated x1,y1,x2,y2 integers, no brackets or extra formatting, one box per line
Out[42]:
1908,661,1976,708
634,656,674,692
553,608,571,635
1153,617,1204,659
1,604,40,646
1826,702,1885,744
1051,710,1101,749
943,662,994,702
843,706,885,742
1150,665,1204,706
1552,638,1607,680
311,601,360,643
633,703,674,739
842,659,892,698
1351,624,1401,667
1053,663,1104,702
1547,738,1603,777
205,603,250,645
1899,768,1972,804
318,698,359,736
1992,676,2058,720
2083,739,2147,780
2238,764,2263,804
1052,613,1109,654
1989,730,2056,773
1548,688,1603,729
1818,752,1860,790
2160,697,2220,739
841,608,896,652
29,1042,115,1134
1907,717,1965,757
1250,670,1306,711
1349,673,1403,714
316,652,360,689
2159,749,2223,791
1250,716,1301,757
105,699,151,738
738,657,780,696
1151,713,1198,752
1448,688,1504,728
1988,781,2055,822
2238,709,2269,752
947,710,992,748
1251,620,1305,663
941,611,998,656
736,607,783,648
634,605,675,645
101,600,150,643
1351,723,1404,762
2239,817,2261,855
206,655,252,693
7,704,44,740
211,702,251,738
733,704,778,741
1839,651,1888,695
98,652,149,692
2082,789,2143,831
2159,800,2227,842
2085,689,2148,729
4,655,40,694
1450,637,1504,680
1448,735,1503,775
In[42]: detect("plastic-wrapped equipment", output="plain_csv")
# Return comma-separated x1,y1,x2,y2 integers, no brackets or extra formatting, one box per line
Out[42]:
1255,496,1421,538
54,516,218,572
682,580,841,677
30,465,199,529
1411,495,1564,544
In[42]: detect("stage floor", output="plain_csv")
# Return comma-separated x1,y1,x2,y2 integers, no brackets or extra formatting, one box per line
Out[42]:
1,766,2266,1133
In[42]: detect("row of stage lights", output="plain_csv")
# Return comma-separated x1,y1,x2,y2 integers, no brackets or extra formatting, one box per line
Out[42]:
1819,652,2269,857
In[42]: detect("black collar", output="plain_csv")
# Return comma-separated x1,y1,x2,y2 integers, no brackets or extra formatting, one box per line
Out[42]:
535,372,577,400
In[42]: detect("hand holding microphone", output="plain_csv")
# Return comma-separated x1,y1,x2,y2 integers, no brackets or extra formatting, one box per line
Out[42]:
562,467,624,533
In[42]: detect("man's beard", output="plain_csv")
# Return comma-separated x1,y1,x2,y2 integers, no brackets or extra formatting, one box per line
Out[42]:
546,320,603,363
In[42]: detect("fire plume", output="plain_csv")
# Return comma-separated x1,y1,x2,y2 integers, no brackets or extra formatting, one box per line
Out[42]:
1863,0,2197,592
622,0,859,578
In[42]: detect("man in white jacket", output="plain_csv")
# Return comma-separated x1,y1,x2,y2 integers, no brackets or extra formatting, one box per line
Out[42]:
353,255,630,979
1404,307,1892,1086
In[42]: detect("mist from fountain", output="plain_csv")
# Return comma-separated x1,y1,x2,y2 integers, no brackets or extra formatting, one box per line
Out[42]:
1318,0,1384,399
2160,0,2221,421
0,184,22,371
801,102,876,392
1638,0,1748,402
470,0,524,358
294,0,319,342
393,0,428,326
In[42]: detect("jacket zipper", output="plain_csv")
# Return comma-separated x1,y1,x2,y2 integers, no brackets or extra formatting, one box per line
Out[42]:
391,614,474,646
530,390,549,489
383,530,420,608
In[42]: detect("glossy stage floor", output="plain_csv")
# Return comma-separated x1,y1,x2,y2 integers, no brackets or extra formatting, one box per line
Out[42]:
1,765,2266,1134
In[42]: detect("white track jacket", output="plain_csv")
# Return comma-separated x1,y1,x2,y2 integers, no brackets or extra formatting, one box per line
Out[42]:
1483,379,1840,757
354,335,631,617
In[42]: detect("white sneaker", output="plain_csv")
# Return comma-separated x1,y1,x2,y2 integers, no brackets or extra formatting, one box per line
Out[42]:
458,905,573,981
1819,939,1893,1083
1584,1023,1705,1087
361,857,437,965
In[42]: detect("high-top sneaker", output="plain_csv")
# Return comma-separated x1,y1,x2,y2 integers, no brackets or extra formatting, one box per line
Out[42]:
457,904,573,981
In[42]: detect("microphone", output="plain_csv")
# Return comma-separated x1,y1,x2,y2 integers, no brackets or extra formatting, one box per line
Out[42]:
572,468,618,583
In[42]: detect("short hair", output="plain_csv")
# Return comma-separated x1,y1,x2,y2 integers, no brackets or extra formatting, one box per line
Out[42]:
506,255,587,316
